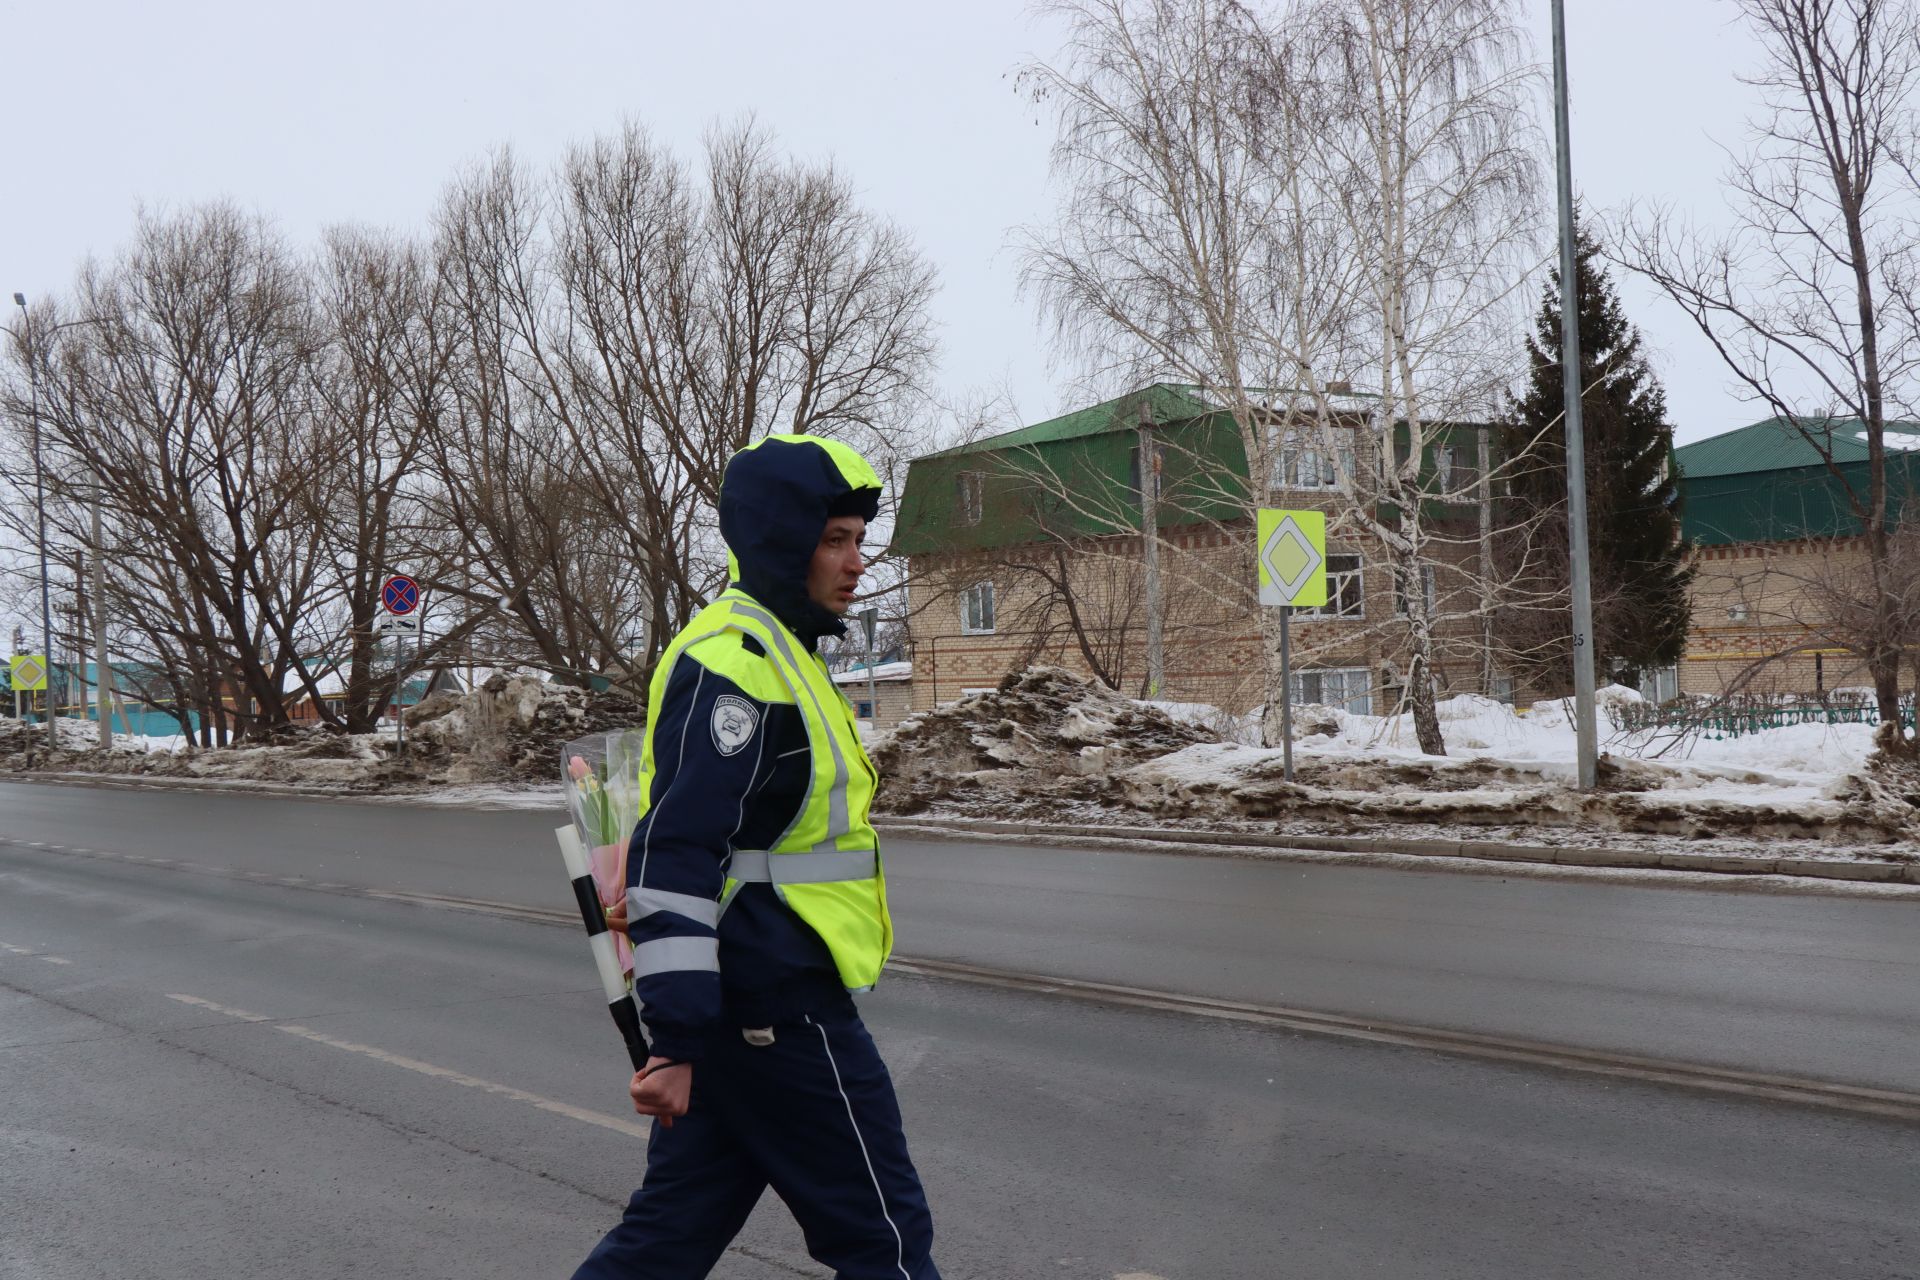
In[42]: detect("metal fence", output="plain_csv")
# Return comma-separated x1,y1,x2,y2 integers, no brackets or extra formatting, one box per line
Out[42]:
1614,693,1918,740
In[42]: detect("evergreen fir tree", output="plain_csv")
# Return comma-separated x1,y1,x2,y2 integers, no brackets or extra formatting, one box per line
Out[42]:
1495,222,1693,692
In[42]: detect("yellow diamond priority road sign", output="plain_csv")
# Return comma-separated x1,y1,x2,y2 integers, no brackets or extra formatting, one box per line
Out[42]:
1257,509,1328,608
10,654,48,692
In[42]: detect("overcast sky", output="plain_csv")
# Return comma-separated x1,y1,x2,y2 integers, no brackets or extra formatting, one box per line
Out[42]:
3,0,1781,454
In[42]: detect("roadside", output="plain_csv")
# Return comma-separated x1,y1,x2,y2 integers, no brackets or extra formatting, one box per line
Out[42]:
5,665,1916,895
13,768,1919,895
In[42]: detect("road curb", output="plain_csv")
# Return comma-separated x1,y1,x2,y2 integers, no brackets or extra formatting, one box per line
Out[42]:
873,814,1920,888
10,770,383,800
11,769,1916,890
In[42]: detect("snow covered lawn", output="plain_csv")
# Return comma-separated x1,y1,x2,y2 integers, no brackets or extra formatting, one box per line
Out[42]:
873,669,1919,858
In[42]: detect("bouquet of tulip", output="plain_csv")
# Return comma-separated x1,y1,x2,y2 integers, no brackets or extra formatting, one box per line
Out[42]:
561,729,648,976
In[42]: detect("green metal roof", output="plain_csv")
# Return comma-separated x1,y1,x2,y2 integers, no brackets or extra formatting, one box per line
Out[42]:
1674,416,1920,479
894,384,1477,557
1675,416,1920,545
927,384,1220,457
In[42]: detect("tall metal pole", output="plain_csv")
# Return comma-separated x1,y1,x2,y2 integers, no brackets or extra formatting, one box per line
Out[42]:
93,477,115,747
864,620,880,731
15,294,57,755
1278,605,1294,783
1551,0,1599,788
1137,402,1165,698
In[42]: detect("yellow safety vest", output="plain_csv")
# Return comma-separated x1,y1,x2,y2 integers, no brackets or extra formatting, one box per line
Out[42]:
636,588,892,991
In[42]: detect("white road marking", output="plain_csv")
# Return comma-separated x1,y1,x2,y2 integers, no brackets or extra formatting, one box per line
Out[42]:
1114,1273,1172,1279
39,956,70,965
166,993,650,1139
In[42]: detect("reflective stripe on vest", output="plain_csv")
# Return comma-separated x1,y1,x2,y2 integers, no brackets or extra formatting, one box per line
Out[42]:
727,848,878,884
728,598,854,853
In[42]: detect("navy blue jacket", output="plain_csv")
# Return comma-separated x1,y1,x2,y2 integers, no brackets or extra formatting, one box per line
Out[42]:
624,438,881,1064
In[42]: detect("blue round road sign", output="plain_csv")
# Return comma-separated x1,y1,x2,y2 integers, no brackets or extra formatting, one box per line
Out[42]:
382,575,421,615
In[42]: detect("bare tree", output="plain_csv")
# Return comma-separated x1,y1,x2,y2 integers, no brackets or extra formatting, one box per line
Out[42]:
421,125,938,691
1616,0,1920,752
1019,0,1540,750
7,207,339,741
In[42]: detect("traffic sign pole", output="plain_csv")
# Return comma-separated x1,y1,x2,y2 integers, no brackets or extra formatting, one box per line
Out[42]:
1279,605,1294,782
1256,509,1327,772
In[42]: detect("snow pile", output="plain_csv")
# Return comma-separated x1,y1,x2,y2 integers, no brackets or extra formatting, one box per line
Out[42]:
866,668,1913,845
1,672,646,791
1122,685,1914,844
868,666,1217,815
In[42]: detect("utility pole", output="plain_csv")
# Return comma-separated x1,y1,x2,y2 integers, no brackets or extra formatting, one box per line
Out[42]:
14,293,57,756
1137,401,1165,698
857,607,880,731
92,474,115,746
1476,425,1495,698
1552,0,1599,788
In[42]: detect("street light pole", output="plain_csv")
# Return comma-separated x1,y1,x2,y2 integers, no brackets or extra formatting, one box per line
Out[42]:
1550,0,1599,789
92,475,115,747
14,293,57,755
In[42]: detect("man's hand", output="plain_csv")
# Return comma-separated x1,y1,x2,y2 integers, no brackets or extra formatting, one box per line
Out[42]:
603,898,627,932
630,1057,692,1127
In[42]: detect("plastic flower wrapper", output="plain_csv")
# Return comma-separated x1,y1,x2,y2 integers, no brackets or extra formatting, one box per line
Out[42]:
562,729,649,976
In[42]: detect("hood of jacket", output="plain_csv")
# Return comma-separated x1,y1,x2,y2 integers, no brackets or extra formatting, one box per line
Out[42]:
718,434,883,646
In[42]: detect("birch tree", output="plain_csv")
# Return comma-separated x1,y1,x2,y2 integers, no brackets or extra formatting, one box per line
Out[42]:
1020,0,1539,750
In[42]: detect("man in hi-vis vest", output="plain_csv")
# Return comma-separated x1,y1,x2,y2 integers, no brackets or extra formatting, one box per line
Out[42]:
572,435,941,1280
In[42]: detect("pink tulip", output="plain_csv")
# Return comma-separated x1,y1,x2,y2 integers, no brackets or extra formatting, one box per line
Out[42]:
567,755,591,781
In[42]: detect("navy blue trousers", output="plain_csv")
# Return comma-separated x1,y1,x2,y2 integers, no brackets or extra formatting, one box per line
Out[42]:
573,1007,940,1280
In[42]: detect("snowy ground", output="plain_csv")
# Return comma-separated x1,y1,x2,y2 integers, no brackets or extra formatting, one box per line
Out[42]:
7,667,1916,869
872,669,1920,860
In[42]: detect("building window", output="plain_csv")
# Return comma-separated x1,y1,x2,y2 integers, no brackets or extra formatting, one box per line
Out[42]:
1490,672,1515,705
1297,554,1364,619
1269,428,1354,491
1434,443,1479,492
961,581,995,635
856,700,875,719
1393,564,1438,616
957,472,984,525
1290,666,1373,715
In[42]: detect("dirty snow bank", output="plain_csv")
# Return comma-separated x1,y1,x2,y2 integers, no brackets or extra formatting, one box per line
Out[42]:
868,667,1215,815
0,672,643,793
870,668,1919,851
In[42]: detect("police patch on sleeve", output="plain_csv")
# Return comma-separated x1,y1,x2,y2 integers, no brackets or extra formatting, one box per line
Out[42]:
710,694,760,757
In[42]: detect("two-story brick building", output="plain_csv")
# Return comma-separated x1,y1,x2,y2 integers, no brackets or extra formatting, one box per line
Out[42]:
891,384,1506,716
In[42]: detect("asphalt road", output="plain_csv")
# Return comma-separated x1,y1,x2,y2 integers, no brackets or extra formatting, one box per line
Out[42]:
3,835,1914,1280
1,780,1916,1092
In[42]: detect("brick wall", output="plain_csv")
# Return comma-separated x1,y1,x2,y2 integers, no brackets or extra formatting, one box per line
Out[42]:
841,678,916,729
1679,537,1880,695
907,507,1507,715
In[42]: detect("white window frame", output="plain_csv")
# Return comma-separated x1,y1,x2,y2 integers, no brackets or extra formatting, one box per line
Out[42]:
1268,427,1355,492
960,581,996,635
957,472,984,526
1435,442,1480,494
1289,666,1373,715
1296,553,1365,619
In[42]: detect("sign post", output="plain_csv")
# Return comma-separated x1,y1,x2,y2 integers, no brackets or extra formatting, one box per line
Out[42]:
1256,510,1328,782
11,654,48,726
855,607,880,729
381,575,422,754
